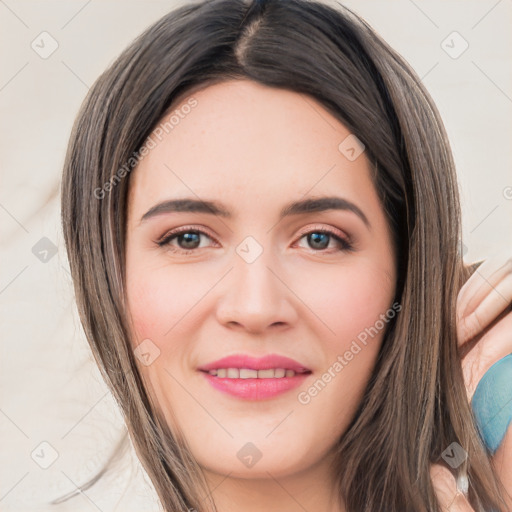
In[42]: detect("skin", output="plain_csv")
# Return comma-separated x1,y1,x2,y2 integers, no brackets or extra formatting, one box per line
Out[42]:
124,78,512,510
125,79,397,512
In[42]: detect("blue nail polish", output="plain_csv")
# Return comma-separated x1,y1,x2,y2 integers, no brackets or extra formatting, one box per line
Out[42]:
471,353,512,454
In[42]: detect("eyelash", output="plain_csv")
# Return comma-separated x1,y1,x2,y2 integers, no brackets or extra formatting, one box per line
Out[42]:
156,225,354,255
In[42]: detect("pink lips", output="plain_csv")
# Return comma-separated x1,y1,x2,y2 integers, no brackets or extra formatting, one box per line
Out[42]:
198,353,311,373
198,353,312,400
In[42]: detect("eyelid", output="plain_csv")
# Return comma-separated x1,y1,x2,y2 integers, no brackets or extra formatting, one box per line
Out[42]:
294,223,352,245
156,225,219,246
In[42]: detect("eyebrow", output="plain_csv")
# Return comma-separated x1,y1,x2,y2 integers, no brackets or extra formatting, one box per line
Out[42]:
140,196,371,229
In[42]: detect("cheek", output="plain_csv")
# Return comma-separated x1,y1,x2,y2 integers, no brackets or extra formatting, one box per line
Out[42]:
126,261,206,347
291,258,395,348
291,262,395,433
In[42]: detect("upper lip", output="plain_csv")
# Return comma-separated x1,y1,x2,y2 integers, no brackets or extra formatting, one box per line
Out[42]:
198,353,311,373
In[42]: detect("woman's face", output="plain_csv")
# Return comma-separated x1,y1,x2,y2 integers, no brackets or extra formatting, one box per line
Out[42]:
125,79,397,479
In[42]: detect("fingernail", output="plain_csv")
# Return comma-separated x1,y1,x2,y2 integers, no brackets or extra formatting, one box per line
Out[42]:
471,353,512,454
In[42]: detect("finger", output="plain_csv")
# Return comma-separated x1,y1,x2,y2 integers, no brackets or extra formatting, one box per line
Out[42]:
457,257,512,345
458,256,511,319
461,311,512,399
458,258,501,317
458,259,488,315
458,273,512,345
462,263,512,322
430,464,474,511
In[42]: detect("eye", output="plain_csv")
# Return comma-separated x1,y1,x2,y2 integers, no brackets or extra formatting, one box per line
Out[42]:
156,225,354,255
156,226,217,254
294,226,353,253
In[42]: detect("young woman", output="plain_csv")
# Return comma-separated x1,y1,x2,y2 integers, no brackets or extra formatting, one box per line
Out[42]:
60,0,512,510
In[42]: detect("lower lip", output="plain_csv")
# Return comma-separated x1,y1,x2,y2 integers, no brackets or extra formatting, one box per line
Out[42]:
200,371,310,400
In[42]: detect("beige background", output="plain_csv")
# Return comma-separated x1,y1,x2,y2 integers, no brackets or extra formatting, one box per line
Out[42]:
1,1,511,511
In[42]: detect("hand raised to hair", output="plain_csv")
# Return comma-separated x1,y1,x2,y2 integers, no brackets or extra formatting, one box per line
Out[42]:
456,253,512,510
457,255,512,400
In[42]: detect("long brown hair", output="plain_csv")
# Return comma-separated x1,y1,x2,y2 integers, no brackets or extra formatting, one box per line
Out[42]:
60,0,506,510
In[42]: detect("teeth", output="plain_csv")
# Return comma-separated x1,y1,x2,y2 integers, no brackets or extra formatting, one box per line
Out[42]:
240,368,258,379
207,368,297,379
257,369,275,378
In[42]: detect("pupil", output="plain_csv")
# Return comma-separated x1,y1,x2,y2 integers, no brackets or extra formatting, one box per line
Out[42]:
309,232,329,249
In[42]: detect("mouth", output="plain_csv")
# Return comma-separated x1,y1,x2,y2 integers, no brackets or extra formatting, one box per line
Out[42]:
197,353,312,400
202,367,310,378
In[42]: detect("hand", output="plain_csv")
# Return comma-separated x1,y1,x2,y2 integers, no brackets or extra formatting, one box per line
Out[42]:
457,255,512,400
455,253,512,509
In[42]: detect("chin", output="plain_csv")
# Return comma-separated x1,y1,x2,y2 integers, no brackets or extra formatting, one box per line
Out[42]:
194,436,324,479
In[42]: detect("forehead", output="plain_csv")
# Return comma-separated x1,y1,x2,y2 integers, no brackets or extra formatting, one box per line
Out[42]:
128,79,376,217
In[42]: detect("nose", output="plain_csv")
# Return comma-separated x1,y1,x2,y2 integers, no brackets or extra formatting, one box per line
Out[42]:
215,248,298,334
